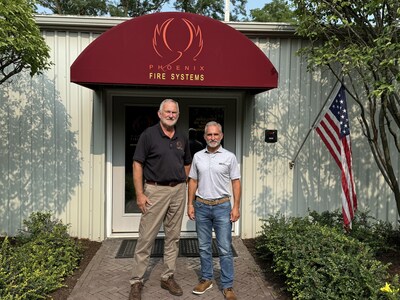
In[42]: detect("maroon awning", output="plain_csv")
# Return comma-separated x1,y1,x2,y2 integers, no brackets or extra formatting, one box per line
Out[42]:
71,12,278,92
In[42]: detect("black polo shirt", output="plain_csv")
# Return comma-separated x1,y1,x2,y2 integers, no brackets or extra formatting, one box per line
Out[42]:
133,123,192,182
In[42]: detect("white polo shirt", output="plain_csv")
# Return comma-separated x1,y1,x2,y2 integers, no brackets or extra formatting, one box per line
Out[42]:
189,146,240,200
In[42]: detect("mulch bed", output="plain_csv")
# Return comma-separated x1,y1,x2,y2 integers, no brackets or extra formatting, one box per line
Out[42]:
49,239,102,300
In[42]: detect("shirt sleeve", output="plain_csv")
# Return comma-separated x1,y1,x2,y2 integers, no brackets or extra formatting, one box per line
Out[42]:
183,135,192,165
188,154,198,179
132,129,148,163
229,154,241,180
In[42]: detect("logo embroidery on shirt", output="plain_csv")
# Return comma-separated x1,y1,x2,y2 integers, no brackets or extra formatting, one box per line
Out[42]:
176,141,184,151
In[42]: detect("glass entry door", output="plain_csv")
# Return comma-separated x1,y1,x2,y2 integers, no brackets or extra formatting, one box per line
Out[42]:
124,106,159,214
111,96,237,233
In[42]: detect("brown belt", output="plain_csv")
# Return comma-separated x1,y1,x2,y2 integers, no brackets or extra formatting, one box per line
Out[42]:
195,196,230,206
145,180,185,187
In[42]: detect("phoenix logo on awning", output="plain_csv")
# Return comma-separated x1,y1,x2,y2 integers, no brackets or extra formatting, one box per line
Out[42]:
152,18,204,71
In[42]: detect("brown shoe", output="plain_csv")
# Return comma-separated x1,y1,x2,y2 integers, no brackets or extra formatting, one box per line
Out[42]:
193,279,213,294
223,287,237,300
129,282,143,300
161,275,183,296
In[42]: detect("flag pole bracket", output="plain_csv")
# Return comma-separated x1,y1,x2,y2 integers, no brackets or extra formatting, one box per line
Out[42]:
289,161,295,169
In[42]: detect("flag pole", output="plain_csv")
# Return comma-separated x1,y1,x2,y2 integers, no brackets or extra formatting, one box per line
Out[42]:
289,81,340,169
224,0,230,22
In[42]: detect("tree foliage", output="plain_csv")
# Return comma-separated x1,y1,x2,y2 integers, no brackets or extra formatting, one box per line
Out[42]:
172,0,247,21
37,0,248,21
0,0,51,85
250,0,296,23
37,0,108,15
108,0,167,17
292,0,400,215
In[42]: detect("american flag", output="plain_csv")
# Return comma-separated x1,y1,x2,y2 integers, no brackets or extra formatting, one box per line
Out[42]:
316,85,357,228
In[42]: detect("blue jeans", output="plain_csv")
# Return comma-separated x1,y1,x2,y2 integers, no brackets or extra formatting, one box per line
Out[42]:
195,200,234,289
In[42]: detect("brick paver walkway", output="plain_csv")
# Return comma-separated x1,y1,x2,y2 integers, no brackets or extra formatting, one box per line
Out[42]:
68,237,278,300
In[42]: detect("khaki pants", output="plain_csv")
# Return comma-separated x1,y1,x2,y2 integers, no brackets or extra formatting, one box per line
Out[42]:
130,182,186,284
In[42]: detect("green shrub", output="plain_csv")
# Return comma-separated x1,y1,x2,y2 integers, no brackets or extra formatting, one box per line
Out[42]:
256,213,392,300
308,209,399,253
0,211,83,299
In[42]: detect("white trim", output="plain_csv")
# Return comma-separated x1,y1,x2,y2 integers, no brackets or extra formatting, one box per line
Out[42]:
233,95,243,235
35,14,296,36
35,14,130,32
105,93,114,238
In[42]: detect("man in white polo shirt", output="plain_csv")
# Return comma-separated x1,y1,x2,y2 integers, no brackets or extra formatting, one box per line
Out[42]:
187,121,241,300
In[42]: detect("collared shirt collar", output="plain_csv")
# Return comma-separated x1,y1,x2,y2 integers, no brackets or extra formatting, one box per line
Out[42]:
157,122,177,140
205,145,224,154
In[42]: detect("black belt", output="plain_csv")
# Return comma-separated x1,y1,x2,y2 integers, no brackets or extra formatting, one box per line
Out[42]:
145,180,185,187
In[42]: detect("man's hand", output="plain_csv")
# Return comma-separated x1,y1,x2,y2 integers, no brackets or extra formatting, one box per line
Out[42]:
230,206,240,222
187,205,195,220
136,193,152,213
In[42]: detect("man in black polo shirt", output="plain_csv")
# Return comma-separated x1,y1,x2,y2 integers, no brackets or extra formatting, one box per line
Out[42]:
129,99,192,300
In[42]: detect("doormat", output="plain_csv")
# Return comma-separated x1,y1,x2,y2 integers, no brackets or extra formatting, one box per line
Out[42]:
115,238,237,258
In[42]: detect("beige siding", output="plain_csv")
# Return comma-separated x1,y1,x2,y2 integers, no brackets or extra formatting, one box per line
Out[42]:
44,30,105,240
0,28,104,240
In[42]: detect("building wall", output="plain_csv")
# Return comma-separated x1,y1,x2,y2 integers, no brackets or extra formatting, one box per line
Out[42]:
0,16,397,241
0,24,106,240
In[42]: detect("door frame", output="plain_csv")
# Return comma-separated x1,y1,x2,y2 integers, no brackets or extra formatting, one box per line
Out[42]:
105,88,245,238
